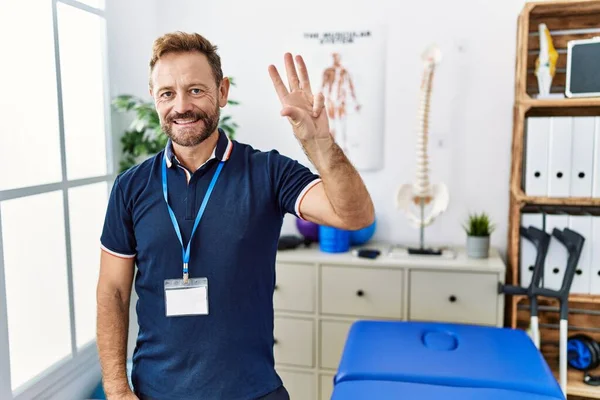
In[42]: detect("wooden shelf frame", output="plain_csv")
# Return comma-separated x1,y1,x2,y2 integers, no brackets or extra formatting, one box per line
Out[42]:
507,1,600,398
507,0,600,293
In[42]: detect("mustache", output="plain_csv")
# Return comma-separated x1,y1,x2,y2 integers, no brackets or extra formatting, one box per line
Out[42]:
166,110,209,123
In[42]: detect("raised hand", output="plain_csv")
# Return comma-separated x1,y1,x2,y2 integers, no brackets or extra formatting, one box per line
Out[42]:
268,53,330,142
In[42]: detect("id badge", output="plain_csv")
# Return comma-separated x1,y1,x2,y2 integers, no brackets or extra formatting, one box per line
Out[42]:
164,278,208,317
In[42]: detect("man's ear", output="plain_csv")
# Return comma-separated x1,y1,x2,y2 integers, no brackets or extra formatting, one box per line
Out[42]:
218,77,230,108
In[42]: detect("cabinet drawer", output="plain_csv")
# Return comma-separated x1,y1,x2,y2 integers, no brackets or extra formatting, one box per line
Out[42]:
320,320,354,370
277,370,315,400
274,317,314,367
409,270,498,326
274,262,315,313
321,265,403,318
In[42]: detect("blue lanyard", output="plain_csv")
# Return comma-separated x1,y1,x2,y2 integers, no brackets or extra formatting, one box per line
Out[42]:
162,157,225,282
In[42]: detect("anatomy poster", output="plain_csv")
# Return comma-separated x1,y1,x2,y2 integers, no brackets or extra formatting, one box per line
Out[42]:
294,27,386,171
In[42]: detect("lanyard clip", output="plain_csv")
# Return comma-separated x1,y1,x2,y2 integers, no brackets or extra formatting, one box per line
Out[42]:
183,263,189,284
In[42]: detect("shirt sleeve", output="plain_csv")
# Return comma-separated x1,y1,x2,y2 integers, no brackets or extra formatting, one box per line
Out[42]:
100,176,137,259
268,150,322,220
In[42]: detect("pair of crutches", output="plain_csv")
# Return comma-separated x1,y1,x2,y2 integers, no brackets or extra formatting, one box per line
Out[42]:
500,224,585,396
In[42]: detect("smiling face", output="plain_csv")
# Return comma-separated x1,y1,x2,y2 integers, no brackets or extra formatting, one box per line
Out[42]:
150,51,229,147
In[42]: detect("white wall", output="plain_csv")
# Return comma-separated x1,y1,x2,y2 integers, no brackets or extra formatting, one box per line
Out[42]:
105,0,159,362
149,0,536,257
106,0,159,175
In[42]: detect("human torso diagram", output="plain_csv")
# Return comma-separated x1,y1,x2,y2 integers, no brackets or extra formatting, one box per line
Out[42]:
320,53,361,152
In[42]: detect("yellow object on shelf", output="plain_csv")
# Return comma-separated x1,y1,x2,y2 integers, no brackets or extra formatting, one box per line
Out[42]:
535,23,559,97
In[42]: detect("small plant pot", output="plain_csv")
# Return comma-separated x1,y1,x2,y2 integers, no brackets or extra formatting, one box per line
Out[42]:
467,235,490,258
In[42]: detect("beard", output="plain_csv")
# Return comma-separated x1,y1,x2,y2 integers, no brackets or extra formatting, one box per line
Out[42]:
162,103,220,147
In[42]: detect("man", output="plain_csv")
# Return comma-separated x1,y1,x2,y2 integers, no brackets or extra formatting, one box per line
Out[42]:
320,52,361,152
97,31,374,400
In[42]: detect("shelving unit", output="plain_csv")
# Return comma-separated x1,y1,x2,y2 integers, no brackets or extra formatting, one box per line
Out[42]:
507,1,600,399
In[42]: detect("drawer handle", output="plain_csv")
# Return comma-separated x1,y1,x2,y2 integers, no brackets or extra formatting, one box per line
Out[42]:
449,295,457,303
356,290,364,297
274,338,278,345
274,284,279,291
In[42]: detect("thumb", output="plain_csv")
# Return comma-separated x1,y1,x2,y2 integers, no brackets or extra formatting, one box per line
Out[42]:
312,92,325,117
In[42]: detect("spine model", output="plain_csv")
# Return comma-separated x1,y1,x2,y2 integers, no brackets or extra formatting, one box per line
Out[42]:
396,45,449,236
414,56,435,200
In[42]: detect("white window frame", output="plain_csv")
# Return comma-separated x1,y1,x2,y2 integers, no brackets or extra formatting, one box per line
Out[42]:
0,0,114,398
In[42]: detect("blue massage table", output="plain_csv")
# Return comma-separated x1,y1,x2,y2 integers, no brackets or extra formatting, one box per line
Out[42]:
331,320,565,400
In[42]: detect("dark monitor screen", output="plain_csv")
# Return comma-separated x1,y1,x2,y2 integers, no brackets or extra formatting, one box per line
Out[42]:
567,38,600,97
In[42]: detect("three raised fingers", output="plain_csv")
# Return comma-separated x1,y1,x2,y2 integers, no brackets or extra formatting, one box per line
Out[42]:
284,53,301,92
268,64,288,104
294,55,313,97
269,53,315,104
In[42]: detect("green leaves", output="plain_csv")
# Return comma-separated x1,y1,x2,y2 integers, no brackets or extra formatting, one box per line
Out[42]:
463,212,495,237
112,80,240,173
112,94,138,111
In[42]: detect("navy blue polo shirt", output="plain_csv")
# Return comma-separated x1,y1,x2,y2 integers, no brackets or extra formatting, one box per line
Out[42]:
100,129,321,400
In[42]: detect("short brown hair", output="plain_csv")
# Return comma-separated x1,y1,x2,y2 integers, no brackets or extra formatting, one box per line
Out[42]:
149,31,223,88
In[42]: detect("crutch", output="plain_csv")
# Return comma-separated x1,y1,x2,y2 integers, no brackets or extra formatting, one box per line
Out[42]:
499,225,551,349
529,227,585,396
523,225,552,349
500,225,584,395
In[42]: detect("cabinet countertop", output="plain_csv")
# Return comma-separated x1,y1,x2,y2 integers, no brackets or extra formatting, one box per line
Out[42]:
276,242,506,273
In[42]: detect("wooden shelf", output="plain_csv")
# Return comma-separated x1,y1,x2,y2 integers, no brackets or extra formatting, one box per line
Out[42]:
521,0,600,101
507,5,600,397
523,97,600,109
550,365,600,399
511,187,600,208
529,0,600,18
512,293,600,305
522,196,600,207
521,97,600,117
570,294,600,304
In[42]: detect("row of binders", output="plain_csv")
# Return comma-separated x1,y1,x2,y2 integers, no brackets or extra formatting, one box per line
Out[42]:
524,116,600,197
520,213,600,295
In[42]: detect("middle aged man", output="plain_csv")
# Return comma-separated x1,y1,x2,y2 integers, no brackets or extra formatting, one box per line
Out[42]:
97,31,374,400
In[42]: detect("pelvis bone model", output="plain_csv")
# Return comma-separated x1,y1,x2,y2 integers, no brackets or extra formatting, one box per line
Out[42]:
396,44,449,230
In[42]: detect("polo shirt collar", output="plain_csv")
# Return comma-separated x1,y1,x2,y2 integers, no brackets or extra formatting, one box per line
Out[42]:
164,128,233,168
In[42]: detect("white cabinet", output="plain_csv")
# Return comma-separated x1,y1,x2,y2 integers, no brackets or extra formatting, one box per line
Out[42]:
274,262,316,313
274,317,315,368
273,243,506,400
278,370,315,400
319,320,353,370
408,270,499,326
321,265,403,319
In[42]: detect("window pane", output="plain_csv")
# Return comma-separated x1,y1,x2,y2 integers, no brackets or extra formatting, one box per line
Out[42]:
69,182,108,349
57,3,108,180
73,0,105,9
1,192,72,391
0,0,62,191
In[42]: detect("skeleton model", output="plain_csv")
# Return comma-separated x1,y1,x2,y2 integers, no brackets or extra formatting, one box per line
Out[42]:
535,23,558,98
396,44,449,255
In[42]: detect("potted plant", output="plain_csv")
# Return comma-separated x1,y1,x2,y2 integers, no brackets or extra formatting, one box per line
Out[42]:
463,212,494,258
112,78,240,173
